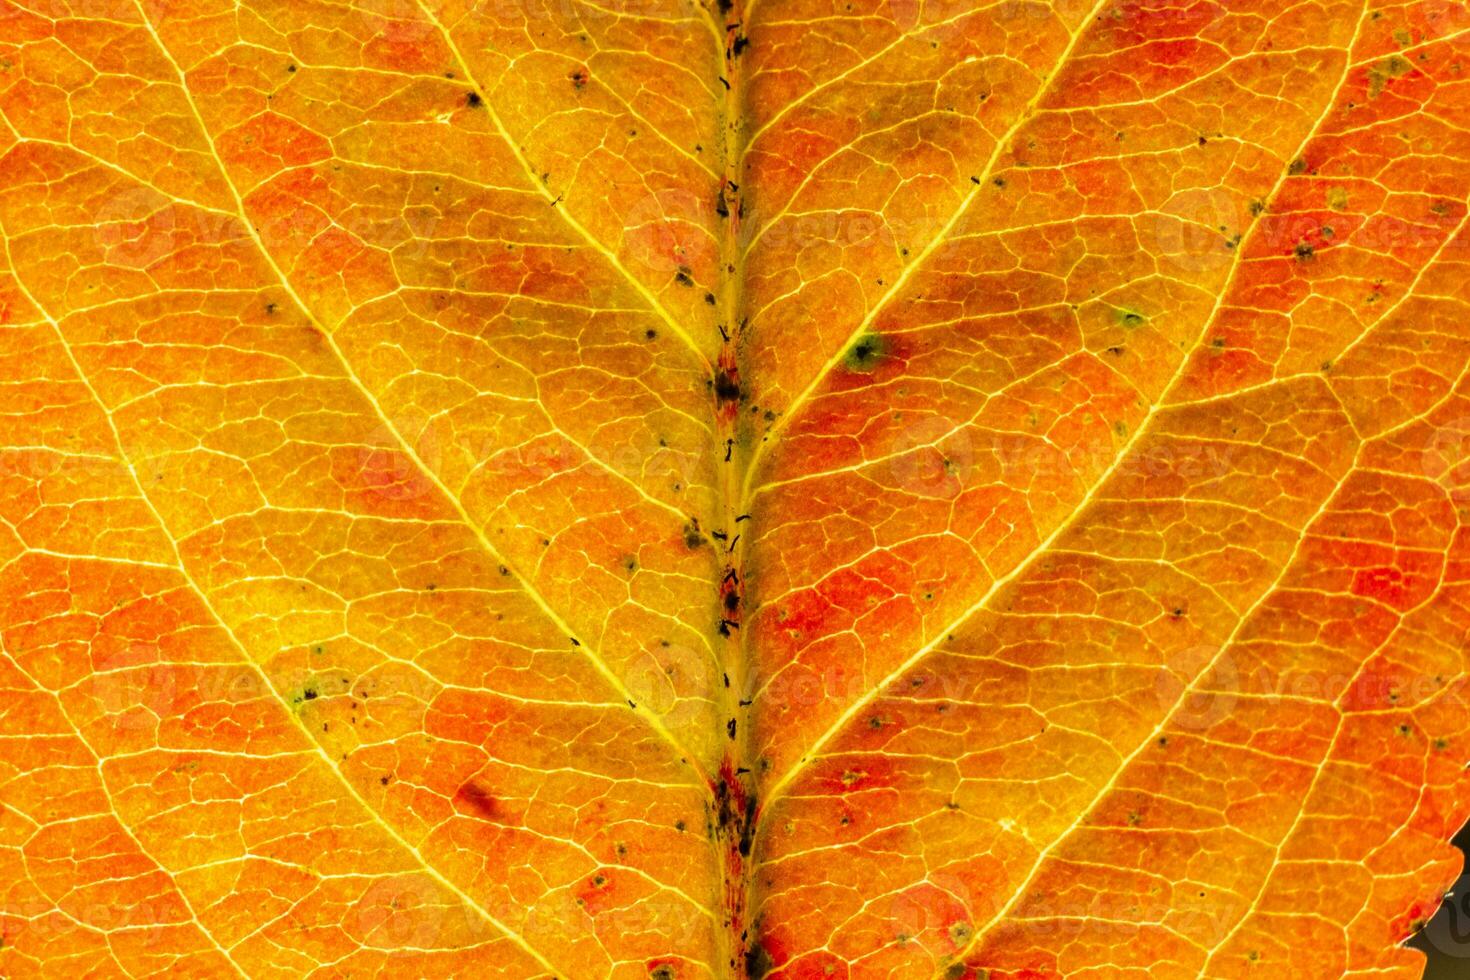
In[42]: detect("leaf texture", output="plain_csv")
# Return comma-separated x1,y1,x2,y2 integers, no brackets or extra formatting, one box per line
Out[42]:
2,0,1470,978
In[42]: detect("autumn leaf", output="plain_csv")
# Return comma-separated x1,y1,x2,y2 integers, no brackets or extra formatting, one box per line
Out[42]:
3,0,1470,977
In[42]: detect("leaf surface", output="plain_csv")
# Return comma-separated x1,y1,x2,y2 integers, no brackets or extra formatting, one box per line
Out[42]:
2,0,1470,978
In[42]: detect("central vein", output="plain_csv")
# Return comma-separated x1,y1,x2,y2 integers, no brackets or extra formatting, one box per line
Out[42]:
707,0,759,973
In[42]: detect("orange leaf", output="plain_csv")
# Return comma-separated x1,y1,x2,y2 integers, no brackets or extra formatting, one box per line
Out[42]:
3,0,1470,978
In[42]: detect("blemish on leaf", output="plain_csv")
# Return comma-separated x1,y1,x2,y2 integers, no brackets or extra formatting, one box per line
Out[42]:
682,519,704,549
844,333,886,372
714,370,740,405
745,940,774,979
1369,55,1412,97
453,780,503,821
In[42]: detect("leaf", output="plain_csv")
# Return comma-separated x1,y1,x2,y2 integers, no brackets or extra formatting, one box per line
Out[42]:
2,0,1470,977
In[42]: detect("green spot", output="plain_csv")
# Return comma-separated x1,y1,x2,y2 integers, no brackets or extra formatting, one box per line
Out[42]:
745,942,774,979
290,680,322,708
1326,187,1350,211
844,333,886,372
1368,55,1412,97
1115,308,1146,328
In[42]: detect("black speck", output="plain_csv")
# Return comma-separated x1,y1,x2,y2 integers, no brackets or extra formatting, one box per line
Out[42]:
683,520,704,549
845,334,884,371
714,370,742,403
466,91,483,109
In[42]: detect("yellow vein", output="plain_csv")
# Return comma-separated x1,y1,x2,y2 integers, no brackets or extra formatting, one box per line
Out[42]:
123,0,713,796
738,2,985,159
736,0,1111,513
411,0,714,373
0,637,250,978
1196,198,1470,971
939,6,1377,969
0,224,565,980
1201,534,1453,969
761,0,1370,820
